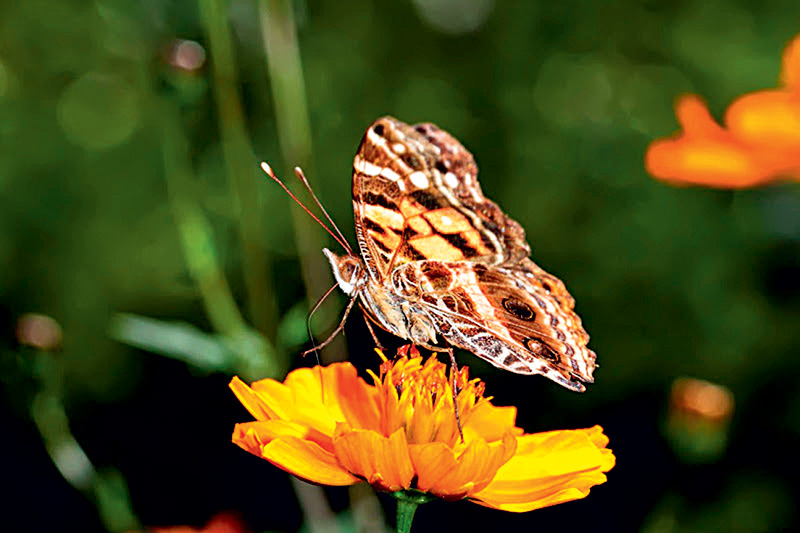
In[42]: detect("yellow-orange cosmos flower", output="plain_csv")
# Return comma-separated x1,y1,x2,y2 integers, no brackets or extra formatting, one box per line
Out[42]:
230,347,614,512
645,33,800,188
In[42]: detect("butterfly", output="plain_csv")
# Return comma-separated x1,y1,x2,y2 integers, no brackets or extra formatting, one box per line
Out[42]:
264,117,596,392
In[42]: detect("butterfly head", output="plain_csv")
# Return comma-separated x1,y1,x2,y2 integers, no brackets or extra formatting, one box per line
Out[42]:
323,248,366,296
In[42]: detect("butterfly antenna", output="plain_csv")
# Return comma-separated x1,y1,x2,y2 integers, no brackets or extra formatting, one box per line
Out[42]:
294,167,353,255
260,162,351,253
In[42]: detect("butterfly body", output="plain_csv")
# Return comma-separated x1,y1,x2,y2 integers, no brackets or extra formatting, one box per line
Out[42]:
325,117,596,392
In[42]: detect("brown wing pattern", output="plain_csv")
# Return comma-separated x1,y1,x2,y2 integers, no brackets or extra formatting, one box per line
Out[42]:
391,259,596,391
350,116,596,391
352,116,530,282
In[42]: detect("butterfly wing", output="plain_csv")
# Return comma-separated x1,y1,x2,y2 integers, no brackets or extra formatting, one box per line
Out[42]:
351,116,596,391
351,116,530,283
391,259,596,391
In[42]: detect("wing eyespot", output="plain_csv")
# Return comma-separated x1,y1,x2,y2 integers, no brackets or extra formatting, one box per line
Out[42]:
373,124,385,136
402,155,421,170
522,337,559,362
502,297,536,321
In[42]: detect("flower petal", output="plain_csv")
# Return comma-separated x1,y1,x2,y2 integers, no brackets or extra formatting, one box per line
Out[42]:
332,426,414,492
726,90,800,150
233,420,333,453
464,402,520,442
471,426,613,513
645,135,771,188
231,363,379,438
230,376,281,421
249,433,359,486
781,34,800,90
410,431,517,499
675,95,726,138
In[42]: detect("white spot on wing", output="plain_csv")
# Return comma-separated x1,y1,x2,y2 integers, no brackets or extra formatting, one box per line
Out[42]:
444,172,459,188
409,171,429,189
392,143,406,154
440,215,453,226
381,167,400,181
365,161,382,176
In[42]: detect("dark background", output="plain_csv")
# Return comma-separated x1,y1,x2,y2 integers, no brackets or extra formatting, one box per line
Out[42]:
2,0,800,531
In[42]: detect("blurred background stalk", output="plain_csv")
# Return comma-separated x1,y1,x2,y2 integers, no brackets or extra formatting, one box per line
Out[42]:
31,351,140,533
259,0,346,362
259,2,385,530
158,97,278,379
199,0,278,342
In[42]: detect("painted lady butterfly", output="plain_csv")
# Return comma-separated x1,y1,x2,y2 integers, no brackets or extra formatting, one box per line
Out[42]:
266,117,596,392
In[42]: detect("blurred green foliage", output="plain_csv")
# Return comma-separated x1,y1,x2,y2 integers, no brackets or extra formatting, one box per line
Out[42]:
2,0,800,531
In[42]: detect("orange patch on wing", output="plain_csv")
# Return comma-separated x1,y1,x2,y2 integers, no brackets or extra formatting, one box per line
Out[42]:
410,235,465,261
463,229,491,255
371,228,402,251
423,208,473,234
399,198,426,218
407,216,433,236
364,204,404,230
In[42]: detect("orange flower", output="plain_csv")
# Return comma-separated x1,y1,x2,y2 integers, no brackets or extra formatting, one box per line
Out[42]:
645,33,800,188
230,346,614,512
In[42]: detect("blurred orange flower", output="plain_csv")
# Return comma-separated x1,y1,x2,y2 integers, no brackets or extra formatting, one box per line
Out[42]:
230,346,614,512
645,34,800,188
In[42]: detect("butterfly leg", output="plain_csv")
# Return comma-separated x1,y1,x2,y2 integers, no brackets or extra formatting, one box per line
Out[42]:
445,347,465,442
361,311,385,351
302,293,359,357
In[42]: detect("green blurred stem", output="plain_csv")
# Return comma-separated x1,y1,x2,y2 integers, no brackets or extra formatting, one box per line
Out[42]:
159,99,278,378
199,0,278,341
160,102,250,340
259,0,345,361
31,352,140,532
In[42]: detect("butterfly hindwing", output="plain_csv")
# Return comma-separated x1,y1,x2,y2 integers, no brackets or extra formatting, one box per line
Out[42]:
391,259,596,391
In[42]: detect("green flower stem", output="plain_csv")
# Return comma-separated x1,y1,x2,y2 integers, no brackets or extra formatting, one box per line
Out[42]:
393,491,435,533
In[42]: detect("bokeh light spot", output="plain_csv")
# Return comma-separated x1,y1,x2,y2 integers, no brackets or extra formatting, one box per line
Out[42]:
411,0,495,35
56,72,140,150
533,53,616,131
167,39,207,72
16,313,63,350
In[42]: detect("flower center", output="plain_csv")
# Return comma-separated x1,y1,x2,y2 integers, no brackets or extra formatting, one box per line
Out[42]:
370,346,488,446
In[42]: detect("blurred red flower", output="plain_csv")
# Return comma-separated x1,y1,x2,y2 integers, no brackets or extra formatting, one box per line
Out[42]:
150,512,248,533
645,34,800,188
